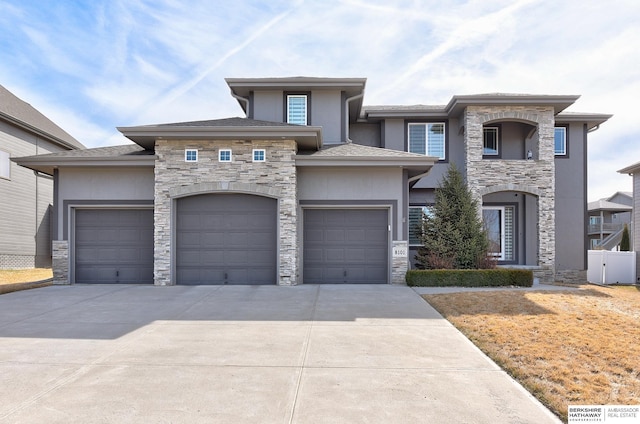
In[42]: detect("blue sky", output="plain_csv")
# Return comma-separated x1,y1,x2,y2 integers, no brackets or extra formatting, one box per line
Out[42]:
1,0,639,201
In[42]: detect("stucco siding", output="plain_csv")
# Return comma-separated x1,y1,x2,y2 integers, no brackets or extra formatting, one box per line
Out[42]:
555,122,586,272
349,123,381,147
311,90,342,144
252,91,284,122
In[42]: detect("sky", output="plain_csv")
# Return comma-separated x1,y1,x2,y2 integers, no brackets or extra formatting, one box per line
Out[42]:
1,0,639,201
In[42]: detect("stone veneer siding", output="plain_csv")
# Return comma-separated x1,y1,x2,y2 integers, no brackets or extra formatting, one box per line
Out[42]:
52,240,69,284
392,240,409,284
555,269,587,284
154,139,298,285
464,106,556,282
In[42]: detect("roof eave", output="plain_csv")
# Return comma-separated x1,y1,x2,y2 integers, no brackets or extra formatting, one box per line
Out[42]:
445,95,581,116
0,111,85,150
117,125,324,150
555,112,613,130
12,155,156,176
618,161,640,175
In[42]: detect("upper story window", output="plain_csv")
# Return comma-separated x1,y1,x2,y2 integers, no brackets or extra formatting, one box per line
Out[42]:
185,149,198,162
219,149,232,162
408,123,445,160
554,127,567,156
287,95,307,125
252,149,266,162
0,150,10,180
483,127,499,156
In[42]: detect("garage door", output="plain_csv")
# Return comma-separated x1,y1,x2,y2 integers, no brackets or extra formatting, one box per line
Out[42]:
304,209,389,284
75,209,154,284
176,193,277,285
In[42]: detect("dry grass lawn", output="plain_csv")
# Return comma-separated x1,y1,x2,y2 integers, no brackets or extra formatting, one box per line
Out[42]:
0,268,53,285
423,285,640,423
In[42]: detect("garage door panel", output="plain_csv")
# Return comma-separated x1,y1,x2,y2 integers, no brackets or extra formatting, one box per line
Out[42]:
74,209,154,284
177,194,277,285
304,209,388,284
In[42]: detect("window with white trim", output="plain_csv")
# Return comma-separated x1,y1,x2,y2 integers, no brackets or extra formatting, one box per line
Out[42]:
185,149,198,162
0,150,9,180
287,95,307,125
554,127,567,155
482,206,514,261
219,149,232,162
409,206,433,246
408,123,445,160
483,127,499,156
252,149,266,162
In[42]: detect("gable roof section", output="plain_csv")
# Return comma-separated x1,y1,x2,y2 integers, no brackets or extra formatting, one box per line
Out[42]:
0,84,84,150
12,144,154,175
295,143,436,180
118,117,323,150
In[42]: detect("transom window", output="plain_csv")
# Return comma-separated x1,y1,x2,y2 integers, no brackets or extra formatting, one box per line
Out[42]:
408,123,445,160
408,206,433,246
554,127,567,155
0,150,10,180
287,95,307,125
482,206,515,261
253,149,266,162
483,127,499,156
184,149,198,162
219,149,232,162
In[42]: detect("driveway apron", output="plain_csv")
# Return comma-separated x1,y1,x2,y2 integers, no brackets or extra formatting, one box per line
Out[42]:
0,284,560,423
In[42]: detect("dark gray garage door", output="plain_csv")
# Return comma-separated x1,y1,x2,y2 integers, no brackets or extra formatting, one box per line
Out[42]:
75,209,154,284
176,193,277,285
304,209,389,284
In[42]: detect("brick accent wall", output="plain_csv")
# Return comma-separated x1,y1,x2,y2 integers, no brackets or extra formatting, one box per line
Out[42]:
154,139,298,285
464,106,556,282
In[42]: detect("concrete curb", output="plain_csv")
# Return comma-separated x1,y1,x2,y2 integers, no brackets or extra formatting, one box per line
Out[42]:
0,278,53,295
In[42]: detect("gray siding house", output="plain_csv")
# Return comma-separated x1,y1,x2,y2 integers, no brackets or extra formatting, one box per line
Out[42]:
587,192,632,250
15,77,610,284
617,164,640,282
1,85,84,268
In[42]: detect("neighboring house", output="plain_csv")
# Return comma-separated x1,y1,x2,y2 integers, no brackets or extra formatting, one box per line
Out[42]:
15,77,611,285
0,85,84,269
617,163,640,282
587,192,632,250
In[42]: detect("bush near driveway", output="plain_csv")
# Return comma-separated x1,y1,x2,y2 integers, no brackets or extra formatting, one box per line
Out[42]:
423,286,640,423
406,268,533,287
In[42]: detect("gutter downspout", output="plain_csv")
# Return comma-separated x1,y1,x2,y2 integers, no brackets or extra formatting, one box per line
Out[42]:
230,90,250,118
588,124,600,133
344,92,364,143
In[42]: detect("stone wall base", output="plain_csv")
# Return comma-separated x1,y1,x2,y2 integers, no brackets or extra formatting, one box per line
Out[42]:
532,267,555,284
52,241,70,285
555,269,587,284
392,241,409,285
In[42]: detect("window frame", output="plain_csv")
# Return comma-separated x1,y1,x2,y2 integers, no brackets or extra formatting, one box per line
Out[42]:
406,122,447,161
408,205,433,246
482,126,500,157
252,149,266,162
0,149,10,180
218,149,232,162
554,125,568,157
285,93,310,125
184,149,198,163
482,204,517,263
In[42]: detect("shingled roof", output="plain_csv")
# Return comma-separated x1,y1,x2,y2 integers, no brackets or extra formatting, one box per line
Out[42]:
0,85,84,150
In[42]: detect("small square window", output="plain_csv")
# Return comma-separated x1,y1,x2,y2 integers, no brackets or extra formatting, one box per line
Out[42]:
252,149,266,162
219,149,232,162
185,149,198,162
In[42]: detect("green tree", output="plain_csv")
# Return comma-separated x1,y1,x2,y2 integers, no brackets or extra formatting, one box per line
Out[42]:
415,164,492,269
620,223,630,251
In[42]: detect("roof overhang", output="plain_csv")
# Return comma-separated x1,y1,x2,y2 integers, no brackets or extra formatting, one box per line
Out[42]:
555,112,613,131
117,125,324,150
0,111,85,150
12,154,156,176
445,94,581,116
618,161,640,175
295,155,436,180
364,107,448,121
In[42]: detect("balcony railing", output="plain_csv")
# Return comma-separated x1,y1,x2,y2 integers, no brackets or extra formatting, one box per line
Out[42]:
587,223,625,235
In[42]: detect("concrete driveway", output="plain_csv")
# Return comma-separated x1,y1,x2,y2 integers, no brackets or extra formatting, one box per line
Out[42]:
0,284,560,423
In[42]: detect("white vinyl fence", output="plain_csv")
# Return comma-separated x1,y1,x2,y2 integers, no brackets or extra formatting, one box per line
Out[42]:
587,250,636,284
